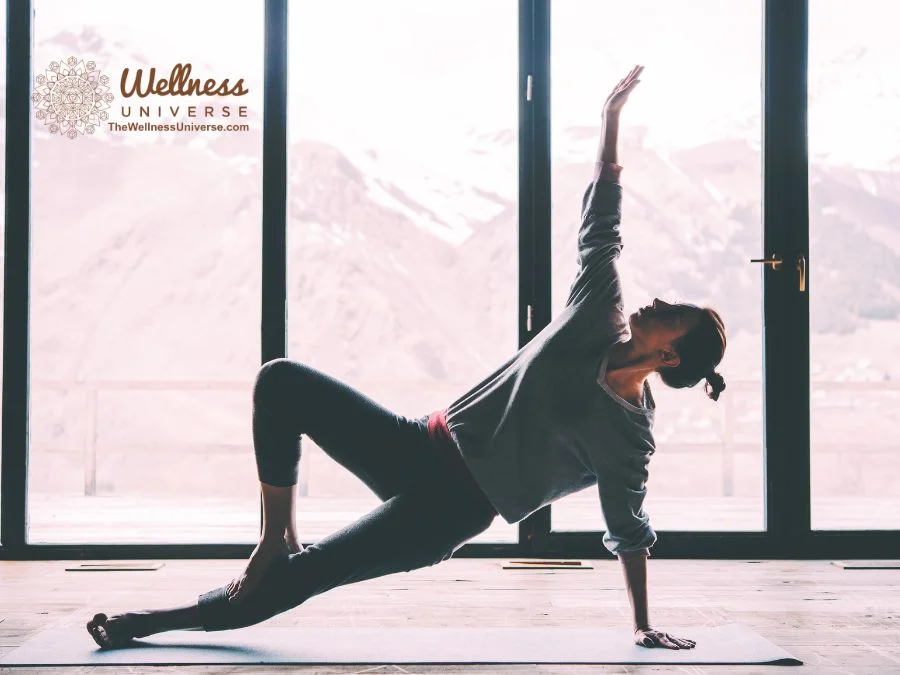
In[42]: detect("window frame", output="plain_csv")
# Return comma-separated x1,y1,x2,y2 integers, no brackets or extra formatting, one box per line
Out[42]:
2,0,897,560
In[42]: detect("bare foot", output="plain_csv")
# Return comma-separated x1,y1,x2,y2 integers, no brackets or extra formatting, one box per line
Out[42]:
86,613,135,649
226,535,292,603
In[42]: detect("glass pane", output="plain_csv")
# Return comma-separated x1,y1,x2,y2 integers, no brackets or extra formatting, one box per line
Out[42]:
550,1,764,532
288,1,517,543
28,1,263,543
809,2,900,530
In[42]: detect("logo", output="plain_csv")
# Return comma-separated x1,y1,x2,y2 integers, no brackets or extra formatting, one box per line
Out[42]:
32,56,113,139
31,56,251,138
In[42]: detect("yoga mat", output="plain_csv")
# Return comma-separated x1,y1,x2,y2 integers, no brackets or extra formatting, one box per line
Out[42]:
0,623,802,666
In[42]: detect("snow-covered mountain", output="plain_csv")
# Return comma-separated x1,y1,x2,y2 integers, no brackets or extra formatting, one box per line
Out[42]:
16,23,900,386
8,16,900,500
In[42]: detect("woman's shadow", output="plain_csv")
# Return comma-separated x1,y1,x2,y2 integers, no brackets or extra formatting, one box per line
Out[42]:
95,636,276,660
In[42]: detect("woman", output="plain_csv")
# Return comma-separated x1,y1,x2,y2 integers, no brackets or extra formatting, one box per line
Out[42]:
87,65,725,651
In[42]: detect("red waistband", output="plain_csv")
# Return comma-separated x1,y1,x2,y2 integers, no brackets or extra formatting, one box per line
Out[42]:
427,409,460,467
426,409,497,516
427,409,449,439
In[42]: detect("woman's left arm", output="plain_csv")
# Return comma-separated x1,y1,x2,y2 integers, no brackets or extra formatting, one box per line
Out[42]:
619,553,697,649
619,551,650,632
597,453,697,649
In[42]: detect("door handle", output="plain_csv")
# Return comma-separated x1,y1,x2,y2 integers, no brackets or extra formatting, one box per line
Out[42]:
797,255,806,292
749,254,783,271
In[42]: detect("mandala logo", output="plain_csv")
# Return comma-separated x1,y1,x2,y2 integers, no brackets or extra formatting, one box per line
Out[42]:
31,56,114,139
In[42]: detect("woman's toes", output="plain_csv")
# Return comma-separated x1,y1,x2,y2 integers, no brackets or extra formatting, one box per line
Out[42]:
87,613,109,647
87,613,107,630
87,623,110,648
97,625,111,646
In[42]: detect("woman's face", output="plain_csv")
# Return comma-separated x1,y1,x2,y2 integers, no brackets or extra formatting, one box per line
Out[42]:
628,299,702,361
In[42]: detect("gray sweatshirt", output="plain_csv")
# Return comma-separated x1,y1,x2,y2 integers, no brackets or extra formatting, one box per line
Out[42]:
445,176,657,556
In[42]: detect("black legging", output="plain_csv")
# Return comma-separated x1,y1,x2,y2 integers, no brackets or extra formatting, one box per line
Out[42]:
197,358,498,631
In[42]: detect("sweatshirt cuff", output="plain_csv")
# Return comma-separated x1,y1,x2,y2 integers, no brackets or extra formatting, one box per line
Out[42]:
596,162,623,184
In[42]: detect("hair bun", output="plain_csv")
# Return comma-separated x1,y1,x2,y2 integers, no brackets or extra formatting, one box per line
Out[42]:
704,371,726,401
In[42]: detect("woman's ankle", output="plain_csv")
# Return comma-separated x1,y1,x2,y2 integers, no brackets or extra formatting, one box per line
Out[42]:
259,482,297,536
259,528,289,545
130,605,202,635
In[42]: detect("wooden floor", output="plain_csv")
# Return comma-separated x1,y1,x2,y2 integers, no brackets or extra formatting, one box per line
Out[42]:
1,558,898,674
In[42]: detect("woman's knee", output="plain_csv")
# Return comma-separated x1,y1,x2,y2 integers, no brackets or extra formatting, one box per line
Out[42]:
253,358,308,410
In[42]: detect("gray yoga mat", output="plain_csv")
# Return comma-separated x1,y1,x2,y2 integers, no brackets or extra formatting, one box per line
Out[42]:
0,623,801,666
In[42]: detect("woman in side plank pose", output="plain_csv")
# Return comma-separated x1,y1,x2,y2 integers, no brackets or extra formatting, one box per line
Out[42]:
87,65,724,651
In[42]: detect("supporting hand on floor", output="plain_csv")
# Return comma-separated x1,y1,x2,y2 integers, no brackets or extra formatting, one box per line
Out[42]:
634,628,696,649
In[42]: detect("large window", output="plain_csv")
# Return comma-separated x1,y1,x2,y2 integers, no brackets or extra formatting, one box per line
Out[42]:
1,2,895,558
27,1,263,543
287,1,518,543
808,1,900,530
549,1,765,532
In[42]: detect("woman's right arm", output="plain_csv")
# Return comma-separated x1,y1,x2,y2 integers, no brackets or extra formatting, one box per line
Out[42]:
594,65,641,175
565,67,643,309
594,114,620,179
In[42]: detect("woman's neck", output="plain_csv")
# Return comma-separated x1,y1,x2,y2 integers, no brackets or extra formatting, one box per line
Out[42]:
605,340,654,406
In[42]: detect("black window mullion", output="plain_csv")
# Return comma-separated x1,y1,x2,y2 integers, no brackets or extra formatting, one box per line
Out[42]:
261,0,288,366
530,0,552,360
517,0,535,352
762,0,811,551
1,0,34,553
516,0,536,552
259,0,288,538
530,0,552,552
516,0,552,554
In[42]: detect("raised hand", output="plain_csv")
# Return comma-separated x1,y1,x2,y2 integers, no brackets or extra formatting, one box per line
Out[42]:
634,628,696,650
603,65,643,116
